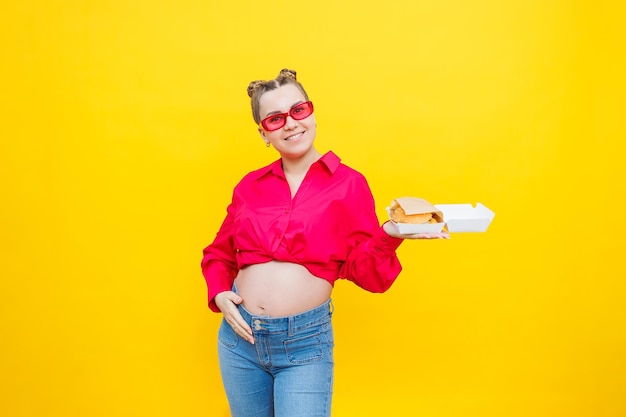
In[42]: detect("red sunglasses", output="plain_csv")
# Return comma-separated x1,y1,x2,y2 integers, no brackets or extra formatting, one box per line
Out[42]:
260,101,314,131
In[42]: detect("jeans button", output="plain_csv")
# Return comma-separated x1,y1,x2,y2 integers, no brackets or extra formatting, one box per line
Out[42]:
253,319,262,330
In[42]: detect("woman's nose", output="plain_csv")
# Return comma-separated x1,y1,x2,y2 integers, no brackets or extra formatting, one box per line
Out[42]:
283,115,297,129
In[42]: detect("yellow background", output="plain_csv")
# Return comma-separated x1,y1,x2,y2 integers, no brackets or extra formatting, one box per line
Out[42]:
1,1,624,416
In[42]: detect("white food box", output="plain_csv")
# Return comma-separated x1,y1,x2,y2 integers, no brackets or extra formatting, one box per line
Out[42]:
435,203,495,233
386,200,495,234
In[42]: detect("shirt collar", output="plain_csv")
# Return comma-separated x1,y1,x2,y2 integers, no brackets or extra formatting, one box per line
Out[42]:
256,151,341,180
319,151,341,174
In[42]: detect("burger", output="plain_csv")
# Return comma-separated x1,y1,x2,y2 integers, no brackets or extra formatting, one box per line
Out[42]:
389,197,443,224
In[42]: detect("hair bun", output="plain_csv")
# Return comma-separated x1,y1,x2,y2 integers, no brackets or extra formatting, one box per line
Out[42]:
247,80,265,98
278,68,297,80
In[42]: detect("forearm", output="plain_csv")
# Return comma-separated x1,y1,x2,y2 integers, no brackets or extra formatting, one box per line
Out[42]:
340,226,404,292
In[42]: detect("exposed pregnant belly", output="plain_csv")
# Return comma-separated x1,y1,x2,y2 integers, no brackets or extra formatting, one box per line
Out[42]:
235,261,332,317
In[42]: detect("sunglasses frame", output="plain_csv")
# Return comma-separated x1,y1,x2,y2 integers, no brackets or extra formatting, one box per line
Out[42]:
259,101,314,131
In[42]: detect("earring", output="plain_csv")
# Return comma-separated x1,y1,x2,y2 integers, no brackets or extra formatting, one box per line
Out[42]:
265,142,270,148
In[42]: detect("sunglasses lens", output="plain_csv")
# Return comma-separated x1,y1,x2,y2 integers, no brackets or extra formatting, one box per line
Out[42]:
290,102,314,120
262,115,287,131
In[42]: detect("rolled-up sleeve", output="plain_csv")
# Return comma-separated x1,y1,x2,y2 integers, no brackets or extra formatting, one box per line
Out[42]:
201,200,238,312
338,177,404,292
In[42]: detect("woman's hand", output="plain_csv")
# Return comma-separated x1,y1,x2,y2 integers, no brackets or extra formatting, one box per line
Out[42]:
215,291,255,344
383,220,450,240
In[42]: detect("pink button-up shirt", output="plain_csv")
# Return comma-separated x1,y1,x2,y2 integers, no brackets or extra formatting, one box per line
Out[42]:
201,151,404,312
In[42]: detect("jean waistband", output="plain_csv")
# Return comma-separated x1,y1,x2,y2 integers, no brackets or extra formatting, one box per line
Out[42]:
233,283,333,334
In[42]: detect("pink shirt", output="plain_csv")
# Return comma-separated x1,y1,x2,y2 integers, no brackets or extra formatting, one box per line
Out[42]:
201,151,404,312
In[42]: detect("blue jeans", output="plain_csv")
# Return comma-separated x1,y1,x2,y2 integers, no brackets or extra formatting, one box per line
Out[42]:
218,296,335,417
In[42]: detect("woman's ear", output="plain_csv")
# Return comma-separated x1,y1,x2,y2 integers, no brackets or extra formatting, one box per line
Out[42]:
258,128,269,146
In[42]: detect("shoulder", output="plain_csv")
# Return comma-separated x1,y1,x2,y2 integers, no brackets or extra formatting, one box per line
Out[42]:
331,164,373,202
234,159,280,189
337,162,366,180
322,151,367,181
334,160,370,190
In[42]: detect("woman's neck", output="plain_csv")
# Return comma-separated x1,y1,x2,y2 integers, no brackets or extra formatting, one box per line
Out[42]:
281,148,323,176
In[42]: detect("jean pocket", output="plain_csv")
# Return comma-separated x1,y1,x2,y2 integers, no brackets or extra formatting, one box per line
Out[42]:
284,333,324,365
218,319,239,349
322,322,335,348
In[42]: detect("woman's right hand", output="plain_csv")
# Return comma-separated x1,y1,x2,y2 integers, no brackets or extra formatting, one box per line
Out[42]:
215,291,255,344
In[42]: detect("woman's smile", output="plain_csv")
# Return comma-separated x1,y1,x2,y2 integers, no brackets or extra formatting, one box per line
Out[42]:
284,131,304,142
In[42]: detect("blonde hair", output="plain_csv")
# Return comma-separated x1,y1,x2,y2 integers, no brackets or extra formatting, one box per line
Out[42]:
247,69,310,124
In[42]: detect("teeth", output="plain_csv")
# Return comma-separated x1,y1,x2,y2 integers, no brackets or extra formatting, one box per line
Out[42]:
285,132,302,141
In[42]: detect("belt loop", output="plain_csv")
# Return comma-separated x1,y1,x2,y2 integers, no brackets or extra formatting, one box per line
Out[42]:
288,316,295,337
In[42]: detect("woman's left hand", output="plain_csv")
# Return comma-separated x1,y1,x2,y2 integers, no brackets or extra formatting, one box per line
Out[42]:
383,220,450,240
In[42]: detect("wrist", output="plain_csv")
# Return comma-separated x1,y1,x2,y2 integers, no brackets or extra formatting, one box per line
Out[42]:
382,220,403,239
